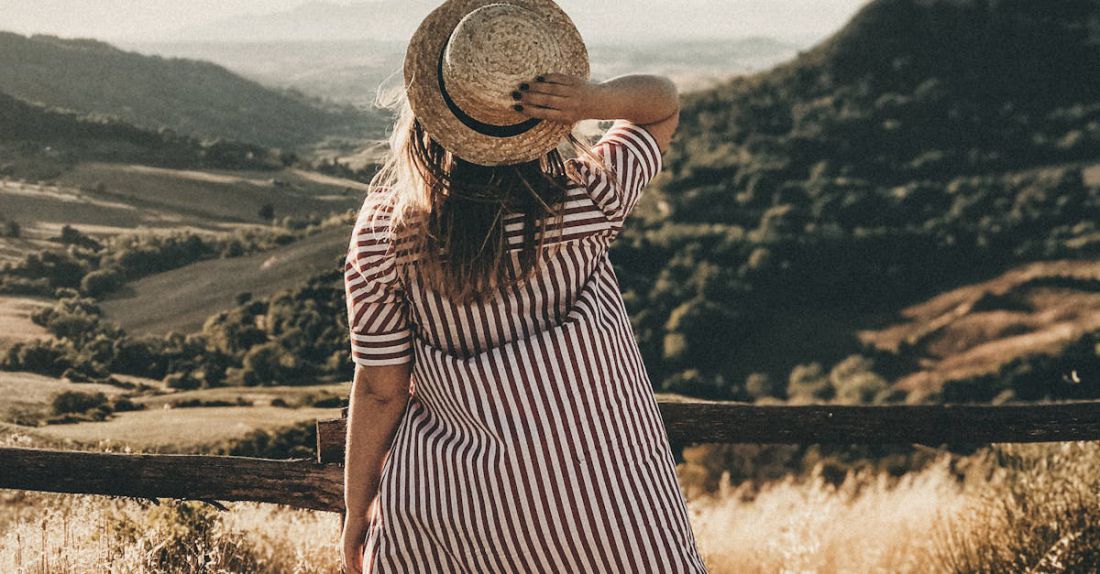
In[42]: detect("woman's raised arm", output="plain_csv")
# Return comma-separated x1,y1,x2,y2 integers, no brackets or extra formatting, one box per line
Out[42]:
514,72,681,152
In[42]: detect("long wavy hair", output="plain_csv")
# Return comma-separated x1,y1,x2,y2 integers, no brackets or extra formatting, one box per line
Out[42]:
364,84,614,302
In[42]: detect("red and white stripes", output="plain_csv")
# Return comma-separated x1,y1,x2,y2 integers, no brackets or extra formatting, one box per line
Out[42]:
344,120,708,573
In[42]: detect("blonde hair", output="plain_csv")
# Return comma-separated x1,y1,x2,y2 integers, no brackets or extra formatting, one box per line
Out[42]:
361,78,618,302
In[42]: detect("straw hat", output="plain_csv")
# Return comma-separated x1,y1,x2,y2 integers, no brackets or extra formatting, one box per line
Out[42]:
403,0,590,166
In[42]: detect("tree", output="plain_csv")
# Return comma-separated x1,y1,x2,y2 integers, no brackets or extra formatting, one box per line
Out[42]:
258,203,275,221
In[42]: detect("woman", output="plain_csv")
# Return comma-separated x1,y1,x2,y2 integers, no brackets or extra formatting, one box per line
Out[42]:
340,1,708,572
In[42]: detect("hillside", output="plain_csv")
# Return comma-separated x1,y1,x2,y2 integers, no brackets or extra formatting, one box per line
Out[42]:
0,164,365,264
612,0,1100,401
663,0,1100,220
0,90,280,179
0,32,383,149
98,227,350,335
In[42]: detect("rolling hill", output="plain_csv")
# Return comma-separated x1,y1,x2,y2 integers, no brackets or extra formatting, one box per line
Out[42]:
0,32,384,149
0,90,282,179
612,0,1100,401
98,227,351,335
0,163,366,264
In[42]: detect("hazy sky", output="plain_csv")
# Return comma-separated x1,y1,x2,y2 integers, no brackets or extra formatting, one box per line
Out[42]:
0,0,868,44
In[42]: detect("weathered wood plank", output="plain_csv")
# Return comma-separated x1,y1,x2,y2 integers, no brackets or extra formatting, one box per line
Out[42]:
316,400,1100,463
0,447,345,513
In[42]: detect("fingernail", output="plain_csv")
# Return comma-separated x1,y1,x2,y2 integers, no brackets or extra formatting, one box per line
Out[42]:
513,104,523,112
511,91,522,100
536,75,545,82
519,83,529,91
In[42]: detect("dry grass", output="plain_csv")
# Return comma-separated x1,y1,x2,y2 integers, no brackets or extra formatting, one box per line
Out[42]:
0,371,128,425
857,259,1100,394
689,457,968,573
2,437,1099,573
0,296,51,349
0,493,341,574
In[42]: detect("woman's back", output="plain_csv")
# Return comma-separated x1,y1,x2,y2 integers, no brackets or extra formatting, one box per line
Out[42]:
344,119,708,573
345,119,664,365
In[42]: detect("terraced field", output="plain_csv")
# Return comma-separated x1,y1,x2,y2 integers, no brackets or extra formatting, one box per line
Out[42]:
98,226,349,335
0,163,366,264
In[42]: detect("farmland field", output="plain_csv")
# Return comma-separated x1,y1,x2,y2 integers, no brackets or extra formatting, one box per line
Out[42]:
98,226,351,335
26,405,339,451
0,164,366,264
0,296,50,351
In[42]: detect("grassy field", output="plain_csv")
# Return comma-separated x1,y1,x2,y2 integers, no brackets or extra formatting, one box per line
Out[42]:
857,260,1100,396
0,364,346,450
0,296,50,351
25,405,338,451
98,226,350,335
130,382,349,409
0,371,129,426
0,163,366,264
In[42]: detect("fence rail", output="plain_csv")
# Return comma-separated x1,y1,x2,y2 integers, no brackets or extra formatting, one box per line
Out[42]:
317,400,1100,462
3,399,1100,513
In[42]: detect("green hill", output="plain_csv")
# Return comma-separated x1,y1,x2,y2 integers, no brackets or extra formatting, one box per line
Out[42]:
663,0,1100,221
613,0,1100,402
0,32,381,150
0,90,282,178
98,227,350,336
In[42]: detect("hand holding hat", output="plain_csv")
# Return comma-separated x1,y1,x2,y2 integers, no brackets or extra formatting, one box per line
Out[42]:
404,0,590,166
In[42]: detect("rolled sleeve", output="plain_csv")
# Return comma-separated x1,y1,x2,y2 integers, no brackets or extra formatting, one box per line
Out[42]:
572,119,664,225
344,215,413,367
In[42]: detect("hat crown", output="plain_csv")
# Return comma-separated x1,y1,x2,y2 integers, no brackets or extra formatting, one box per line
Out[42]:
403,0,589,166
442,4,562,126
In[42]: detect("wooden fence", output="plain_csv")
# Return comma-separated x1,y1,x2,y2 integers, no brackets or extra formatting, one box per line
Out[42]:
3,399,1100,513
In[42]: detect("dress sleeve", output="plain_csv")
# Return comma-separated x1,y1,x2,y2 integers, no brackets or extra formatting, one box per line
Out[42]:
571,119,664,225
344,208,413,367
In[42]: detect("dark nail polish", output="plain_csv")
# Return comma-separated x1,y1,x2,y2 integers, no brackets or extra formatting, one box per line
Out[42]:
519,83,529,91
536,75,545,82
513,104,523,112
511,90,522,100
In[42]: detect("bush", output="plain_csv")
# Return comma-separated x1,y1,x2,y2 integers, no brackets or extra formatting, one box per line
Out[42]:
110,396,142,412
51,390,109,415
214,420,317,460
80,268,122,297
164,371,202,390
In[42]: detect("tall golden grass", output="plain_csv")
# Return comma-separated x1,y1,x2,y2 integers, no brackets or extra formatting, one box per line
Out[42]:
2,440,1099,573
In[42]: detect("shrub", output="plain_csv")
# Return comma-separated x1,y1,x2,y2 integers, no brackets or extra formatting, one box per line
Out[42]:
51,390,109,415
164,372,202,390
80,268,122,297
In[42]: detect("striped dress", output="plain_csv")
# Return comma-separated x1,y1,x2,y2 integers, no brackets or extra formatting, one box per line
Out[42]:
344,120,709,573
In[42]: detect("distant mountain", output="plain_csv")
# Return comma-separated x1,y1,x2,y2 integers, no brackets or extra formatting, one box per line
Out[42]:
168,1,437,43
0,90,283,178
124,36,799,105
155,0,858,46
0,32,384,150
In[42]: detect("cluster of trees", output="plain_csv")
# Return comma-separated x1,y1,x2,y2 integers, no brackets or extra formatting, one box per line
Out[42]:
610,167,1099,401
2,267,352,390
0,215,342,298
45,389,141,424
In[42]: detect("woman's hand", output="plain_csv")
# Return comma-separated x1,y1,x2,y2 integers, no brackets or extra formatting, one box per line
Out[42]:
512,73,607,124
340,513,371,574
513,72,680,152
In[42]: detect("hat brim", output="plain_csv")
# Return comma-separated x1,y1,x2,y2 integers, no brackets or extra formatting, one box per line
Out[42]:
404,0,590,166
